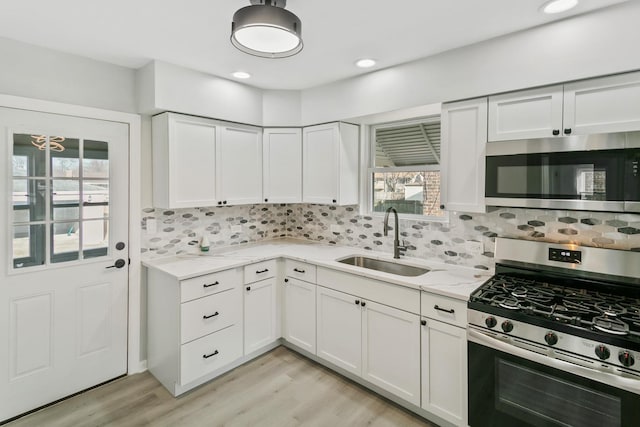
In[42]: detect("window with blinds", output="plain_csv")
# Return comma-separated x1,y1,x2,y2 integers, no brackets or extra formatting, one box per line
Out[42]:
369,117,446,219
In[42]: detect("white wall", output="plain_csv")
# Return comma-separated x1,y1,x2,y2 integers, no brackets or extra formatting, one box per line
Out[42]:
138,60,264,125
301,1,640,125
0,37,136,113
262,90,301,126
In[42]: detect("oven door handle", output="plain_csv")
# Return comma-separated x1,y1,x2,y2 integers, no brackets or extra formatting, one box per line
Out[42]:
468,328,640,395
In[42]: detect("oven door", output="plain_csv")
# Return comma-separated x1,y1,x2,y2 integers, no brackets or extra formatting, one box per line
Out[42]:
468,328,640,427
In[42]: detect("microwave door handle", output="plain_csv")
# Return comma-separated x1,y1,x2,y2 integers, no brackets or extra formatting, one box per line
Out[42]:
468,328,640,395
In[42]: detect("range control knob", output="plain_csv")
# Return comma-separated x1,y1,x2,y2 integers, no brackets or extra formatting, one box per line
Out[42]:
501,320,514,333
619,351,635,367
544,332,558,346
595,345,610,360
485,316,497,328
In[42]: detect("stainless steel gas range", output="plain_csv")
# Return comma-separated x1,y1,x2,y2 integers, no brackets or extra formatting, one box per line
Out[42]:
467,238,640,427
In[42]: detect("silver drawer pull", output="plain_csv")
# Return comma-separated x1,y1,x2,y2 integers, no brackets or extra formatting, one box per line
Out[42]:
434,305,455,314
203,281,219,288
256,268,269,274
293,268,306,273
203,311,220,319
203,350,219,359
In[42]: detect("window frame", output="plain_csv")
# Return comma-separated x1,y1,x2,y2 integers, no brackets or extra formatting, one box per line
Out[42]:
361,116,449,222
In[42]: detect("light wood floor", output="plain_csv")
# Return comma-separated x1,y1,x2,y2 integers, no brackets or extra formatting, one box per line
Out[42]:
6,346,436,427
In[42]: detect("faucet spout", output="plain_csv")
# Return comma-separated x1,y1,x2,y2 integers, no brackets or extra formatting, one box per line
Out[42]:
383,207,405,259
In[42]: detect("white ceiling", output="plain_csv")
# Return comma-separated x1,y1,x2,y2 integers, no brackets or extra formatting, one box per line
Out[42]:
0,0,629,90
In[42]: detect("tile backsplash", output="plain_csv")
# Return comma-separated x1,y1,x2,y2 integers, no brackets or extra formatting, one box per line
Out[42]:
141,204,640,270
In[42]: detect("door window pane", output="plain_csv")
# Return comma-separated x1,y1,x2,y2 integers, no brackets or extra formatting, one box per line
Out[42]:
82,181,109,219
13,179,46,222
13,224,45,268
12,155,28,177
51,138,80,178
51,180,80,221
83,140,109,178
13,134,46,177
83,220,109,259
51,222,79,263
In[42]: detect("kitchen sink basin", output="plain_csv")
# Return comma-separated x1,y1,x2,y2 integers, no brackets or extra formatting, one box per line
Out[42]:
337,256,430,277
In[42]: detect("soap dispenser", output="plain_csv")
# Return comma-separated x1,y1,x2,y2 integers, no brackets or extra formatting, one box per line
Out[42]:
200,235,210,252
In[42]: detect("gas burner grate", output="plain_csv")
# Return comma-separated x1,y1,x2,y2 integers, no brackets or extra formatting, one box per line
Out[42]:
592,316,630,335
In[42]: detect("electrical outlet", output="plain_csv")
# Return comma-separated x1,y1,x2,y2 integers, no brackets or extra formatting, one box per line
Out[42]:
146,218,157,234
465,240,483,254
330,224,341,233
231,225,242,233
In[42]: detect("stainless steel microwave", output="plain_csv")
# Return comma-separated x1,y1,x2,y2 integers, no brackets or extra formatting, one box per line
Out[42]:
485,132,640,212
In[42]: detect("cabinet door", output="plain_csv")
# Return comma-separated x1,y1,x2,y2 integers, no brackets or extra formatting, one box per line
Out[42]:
283,278,316,354
303,123,339,204
362,301,420,406
316,286,362,376
263,128,302,203
564,72,640,135
421,318,467,427
243,278,277,355
152,113,217,208
488,86,563,141
440,98,487,213
217,124,263,205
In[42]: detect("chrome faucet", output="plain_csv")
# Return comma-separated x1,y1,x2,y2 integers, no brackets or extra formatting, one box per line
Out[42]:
383,207,407,259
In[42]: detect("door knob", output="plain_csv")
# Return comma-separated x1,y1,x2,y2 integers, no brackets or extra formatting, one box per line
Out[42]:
106,259,126,269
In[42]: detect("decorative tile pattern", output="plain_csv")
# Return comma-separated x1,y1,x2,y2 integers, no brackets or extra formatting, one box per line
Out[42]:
140,203,640,270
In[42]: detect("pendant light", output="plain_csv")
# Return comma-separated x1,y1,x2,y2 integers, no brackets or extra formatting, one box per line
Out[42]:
231,0,303,58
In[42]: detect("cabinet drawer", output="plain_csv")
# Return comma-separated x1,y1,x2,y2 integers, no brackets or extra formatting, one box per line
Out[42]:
181,288,240,344
180,268,241,303
180,325,242,386
285,260,316,283
421,292,467,327
244,259,277,284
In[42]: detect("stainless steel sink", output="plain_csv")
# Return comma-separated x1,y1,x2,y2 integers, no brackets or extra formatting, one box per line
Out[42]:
337,256,430,277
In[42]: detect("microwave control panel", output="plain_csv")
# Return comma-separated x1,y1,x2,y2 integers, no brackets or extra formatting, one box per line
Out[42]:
549,248,582,264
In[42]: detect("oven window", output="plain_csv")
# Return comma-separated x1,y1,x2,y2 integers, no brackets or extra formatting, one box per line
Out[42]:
496,360,621,427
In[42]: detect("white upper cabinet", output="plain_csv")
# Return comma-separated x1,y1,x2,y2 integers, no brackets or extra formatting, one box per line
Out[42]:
564,71,640,135
152,112,262,208
488,86,563,141
440,98,488,213
217,124,263,206
303,122,359,205
263,128,302,203
152,113,218,208
489,71,640,141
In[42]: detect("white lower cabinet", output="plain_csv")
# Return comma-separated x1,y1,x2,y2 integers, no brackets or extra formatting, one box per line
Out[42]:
363,300,421,406
316,286,421,406
421,300,468,426
243,260,279,355
316,286,362,375
282,277,316,354
147,267,243,396
243,277,278,355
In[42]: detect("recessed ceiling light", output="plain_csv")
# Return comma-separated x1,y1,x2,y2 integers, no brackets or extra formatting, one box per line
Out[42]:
541,0,579,14
232,71,251,79
356,59,376,68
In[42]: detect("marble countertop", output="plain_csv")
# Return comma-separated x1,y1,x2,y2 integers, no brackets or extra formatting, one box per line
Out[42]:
143,238,492,300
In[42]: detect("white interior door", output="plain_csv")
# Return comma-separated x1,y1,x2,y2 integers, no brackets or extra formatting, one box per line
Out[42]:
0,107,129,422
